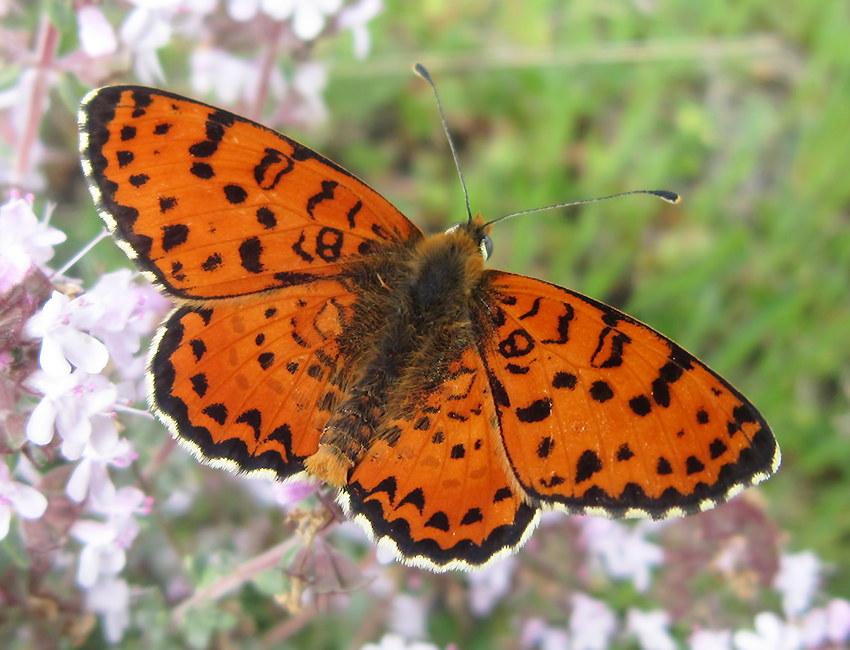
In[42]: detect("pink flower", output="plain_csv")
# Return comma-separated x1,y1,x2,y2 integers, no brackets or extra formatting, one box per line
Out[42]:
76,5,118,57
689,630,732,650
389,594,429,640
85,576,130,643
578,518,664,592
827,599,850,643
292,62,329,125
272,479,318,508
733,612,802,650
0,462,48,540
85,269,168,378
0,195,66,273
337,0,383,59
119,3,174,84
25,370,118,460
66,425,136,508
359,634,443,650
70,486,148,588
227,0,343,40
24,291,109,376
570,593,617,650
189,47,285,107
774,551,820,619
0,73,55,188
799,598,850,648
467,554,516,616
626,609,677,650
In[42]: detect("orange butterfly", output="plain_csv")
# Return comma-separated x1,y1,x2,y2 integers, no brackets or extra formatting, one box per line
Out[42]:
78,78,779,571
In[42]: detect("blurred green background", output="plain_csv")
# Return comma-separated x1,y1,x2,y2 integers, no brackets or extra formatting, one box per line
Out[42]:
325,0,850,595
56,0,850,600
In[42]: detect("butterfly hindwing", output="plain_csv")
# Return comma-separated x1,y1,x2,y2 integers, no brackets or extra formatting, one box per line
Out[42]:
479,271,780,519
79,86,423,300
150,279,357,478
343,347,538,570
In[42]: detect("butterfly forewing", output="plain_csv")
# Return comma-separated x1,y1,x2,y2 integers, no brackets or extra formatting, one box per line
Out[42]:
79,86,422,300
479,271,780,519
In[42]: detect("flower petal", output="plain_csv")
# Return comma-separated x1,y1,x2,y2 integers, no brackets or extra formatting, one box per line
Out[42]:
26,397,57,445
10,483,48,519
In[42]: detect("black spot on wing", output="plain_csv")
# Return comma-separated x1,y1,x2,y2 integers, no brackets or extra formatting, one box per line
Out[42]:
516,398,552,423
162,224,188,251
224,184,248,204
589,381,614,403
575,450,603,484
239,237,263,273
425,511,450,532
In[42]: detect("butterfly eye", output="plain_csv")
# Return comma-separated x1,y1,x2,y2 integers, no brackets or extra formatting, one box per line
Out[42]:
480,234,494,260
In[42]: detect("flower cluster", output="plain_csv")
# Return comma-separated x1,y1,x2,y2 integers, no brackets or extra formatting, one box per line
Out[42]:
1,2,386,643
0,193,164,641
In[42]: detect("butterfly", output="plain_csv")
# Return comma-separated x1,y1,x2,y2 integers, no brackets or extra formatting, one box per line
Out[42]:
78,80,779,571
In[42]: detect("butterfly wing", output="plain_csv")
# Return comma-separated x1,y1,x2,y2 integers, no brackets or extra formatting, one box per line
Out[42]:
79,86,423,300
342,347,538,570
78,86,422,477
150,279,357,478
478,271,780,519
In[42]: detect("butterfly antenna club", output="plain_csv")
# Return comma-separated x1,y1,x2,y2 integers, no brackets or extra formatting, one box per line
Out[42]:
414,63,473,224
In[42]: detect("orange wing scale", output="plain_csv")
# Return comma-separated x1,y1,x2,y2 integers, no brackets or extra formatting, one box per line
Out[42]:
80,86,422,300
343,348,537,569
480,271,779,518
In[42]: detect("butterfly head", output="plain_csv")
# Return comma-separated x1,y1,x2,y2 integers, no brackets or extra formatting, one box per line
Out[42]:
444,214,494,261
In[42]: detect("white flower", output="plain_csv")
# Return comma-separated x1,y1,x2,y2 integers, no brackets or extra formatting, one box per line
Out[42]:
85,576,131,643
773,551,820,619
226,0,343,39
570,593,617,650
25,370,118,460
540,628,570,650
189,47,285,107
578,518,664,592
77,5,118,57
85,269,168,378
359,633,442,650
24,291,109,376
0,195,66,273
337,0,383,59
800,599,850,647
689,630,732,650
626,609,677,650
70,486,148,588
0,73,54,189
467,554,515,616
389,594,429,641
827,598,850,642
66,424,136,508
0,462,48,540
733,612,802,650
292,61,329,125
272,0,343,39
119,5,173,83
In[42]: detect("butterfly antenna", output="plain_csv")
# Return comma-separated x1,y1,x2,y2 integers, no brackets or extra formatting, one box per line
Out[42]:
482,189,681,228
414,63,473,223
